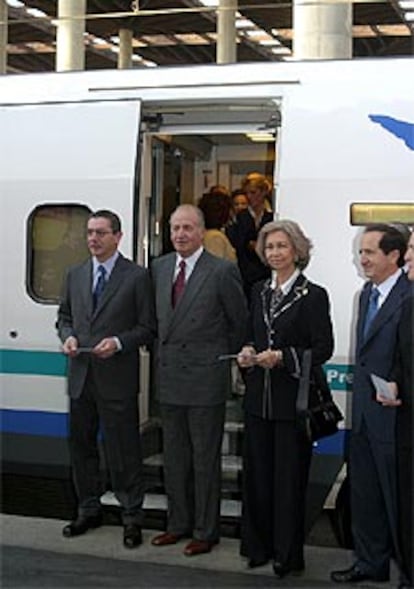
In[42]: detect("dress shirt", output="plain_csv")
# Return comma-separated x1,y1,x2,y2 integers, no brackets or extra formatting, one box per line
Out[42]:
270,268,300,296
92,251,121,351
174,247,204,282
374,268,402,308
92,251,119,290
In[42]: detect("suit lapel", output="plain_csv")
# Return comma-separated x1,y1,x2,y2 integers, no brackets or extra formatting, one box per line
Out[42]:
266,273,308,326
361,274,409,347
79,260,94,316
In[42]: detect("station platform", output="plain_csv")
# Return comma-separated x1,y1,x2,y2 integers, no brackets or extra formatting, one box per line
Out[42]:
1,514,400,588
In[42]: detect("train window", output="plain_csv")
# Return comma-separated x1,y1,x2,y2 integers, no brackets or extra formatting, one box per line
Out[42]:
27,205,90,304
351,203,414,226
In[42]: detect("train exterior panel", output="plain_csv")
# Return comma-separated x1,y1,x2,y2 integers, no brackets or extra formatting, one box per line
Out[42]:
1,57,413,478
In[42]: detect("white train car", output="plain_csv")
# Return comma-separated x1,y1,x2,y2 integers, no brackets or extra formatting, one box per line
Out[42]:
1,58,413,498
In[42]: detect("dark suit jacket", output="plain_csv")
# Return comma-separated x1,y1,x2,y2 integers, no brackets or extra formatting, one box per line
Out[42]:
392,290,414,448
57,254,156,399
352,272,410,443
151,250,248,406
243,273,334,421
226,209,273,293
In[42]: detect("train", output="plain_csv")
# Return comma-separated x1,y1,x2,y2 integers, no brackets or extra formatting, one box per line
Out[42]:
1,56,413,526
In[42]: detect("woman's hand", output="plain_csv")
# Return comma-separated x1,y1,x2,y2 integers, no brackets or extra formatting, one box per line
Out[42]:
255,348,283,369
237,346,257,368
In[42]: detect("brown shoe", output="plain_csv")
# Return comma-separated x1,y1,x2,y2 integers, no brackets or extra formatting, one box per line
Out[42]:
151,532,184,546
183,539,215,557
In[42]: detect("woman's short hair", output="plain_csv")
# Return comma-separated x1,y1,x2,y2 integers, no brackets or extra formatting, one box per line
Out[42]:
256,219,313,270
198,192,231,229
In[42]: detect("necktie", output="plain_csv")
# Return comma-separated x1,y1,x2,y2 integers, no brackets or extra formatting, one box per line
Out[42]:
93,265,106,310
270,285,284,316
363,286,379,339
172,260,186,308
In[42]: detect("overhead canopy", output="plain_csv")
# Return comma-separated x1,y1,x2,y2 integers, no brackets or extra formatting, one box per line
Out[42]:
6,0,414,73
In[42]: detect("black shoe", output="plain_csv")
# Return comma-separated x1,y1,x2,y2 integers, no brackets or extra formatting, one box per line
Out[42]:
123,524,142,549
331,564,389,584
248,558,269,569
62,514,103,538
272,561,290,579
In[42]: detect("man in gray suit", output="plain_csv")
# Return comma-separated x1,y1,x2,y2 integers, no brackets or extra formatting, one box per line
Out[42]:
150,204,248,556
57,209,155,548
332,224,409,584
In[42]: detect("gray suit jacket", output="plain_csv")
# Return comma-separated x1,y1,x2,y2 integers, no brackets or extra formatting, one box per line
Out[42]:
352,271,410,442
57,254,156,399
151,250,248,406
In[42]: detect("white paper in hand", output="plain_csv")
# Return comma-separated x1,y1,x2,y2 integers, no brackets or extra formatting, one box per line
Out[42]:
370,373,394,400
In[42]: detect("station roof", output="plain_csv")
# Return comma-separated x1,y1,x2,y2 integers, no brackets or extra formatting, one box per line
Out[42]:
6,0,414,74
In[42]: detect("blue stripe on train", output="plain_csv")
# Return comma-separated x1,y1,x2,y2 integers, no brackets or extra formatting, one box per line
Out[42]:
0,349,67,376
0,408,346,455
0,409,68,437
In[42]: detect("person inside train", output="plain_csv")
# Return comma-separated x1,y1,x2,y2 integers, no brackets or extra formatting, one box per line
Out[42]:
237,219,334,577
198,187,236,262
226,172,273,300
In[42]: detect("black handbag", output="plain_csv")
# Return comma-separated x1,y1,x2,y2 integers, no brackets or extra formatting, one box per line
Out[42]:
296,350,343,442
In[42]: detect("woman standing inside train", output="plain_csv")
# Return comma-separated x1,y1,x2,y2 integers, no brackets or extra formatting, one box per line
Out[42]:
237,220,334,577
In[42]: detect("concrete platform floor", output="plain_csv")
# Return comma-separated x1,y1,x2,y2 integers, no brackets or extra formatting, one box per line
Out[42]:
1,514,401,588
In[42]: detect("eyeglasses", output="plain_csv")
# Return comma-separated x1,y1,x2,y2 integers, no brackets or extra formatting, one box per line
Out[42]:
86,229,114,238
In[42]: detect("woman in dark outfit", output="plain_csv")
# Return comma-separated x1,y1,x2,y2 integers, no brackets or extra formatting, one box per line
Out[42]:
237,220,334,577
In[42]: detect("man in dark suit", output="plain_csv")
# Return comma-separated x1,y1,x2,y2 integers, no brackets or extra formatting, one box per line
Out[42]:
380,230,414,589
332,224,410,584
150,204,248,556
57,209,155,548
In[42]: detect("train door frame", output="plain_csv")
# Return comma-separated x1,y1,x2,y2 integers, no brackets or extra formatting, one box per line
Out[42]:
136,98,282,422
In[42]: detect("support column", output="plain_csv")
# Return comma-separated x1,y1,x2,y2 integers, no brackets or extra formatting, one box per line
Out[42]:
0,0,7,74
118,28,133,69
56,0,86,72
293,0,352,60
217,0,237,64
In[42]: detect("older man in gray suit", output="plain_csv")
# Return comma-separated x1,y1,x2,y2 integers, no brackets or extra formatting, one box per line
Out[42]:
150,204,248,556
57,209,155,549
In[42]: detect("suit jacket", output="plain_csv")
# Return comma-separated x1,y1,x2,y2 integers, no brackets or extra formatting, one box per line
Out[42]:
243,273,334,421
226,209,273,291
392,290,414,448
57,254,156,399
352,272,411,442
151,250,248,406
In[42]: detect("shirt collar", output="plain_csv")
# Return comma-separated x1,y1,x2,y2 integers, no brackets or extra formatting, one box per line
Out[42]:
374,268,402,303
176,246,204,274
93,251,119,277
271,268,301,295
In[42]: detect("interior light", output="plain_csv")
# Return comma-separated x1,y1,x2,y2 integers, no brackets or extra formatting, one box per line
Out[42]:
6,0,25,7
26,7,47,18
399,0,414,8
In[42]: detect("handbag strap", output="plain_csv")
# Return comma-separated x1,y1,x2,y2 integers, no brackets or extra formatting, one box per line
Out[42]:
296,349,312,413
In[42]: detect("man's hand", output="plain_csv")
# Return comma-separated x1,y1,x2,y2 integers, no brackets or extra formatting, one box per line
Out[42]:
62,336,79,357
376,381,402,407
93,337,118,359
